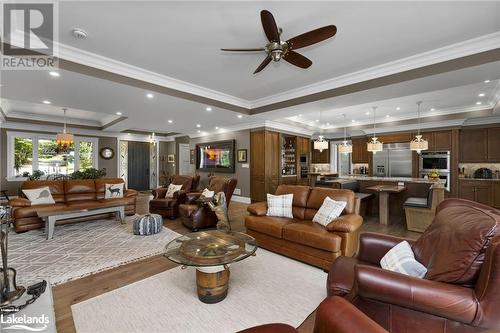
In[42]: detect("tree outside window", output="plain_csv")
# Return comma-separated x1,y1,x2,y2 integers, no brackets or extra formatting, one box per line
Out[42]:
14,137,33,176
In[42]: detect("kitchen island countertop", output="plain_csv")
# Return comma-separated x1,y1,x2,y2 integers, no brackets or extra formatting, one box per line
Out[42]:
339,176,444,184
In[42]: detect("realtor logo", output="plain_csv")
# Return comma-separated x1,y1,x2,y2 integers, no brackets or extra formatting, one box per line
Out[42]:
1,1,58,70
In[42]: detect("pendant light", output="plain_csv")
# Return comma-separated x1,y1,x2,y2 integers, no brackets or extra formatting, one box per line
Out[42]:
338,114,352,154
56,108,74,153
149,132,157,146
313,111,329,152
367,106,383,154
410,101,428,154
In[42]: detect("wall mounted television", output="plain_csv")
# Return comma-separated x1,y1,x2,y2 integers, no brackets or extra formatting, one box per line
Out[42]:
195,140,235,173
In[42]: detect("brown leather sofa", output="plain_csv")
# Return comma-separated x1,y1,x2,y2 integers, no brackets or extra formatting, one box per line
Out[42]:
238,296,387,333
9,178,137,233
149,175,200,219
178,176,237,231
245,185,363,270
327,198,500,333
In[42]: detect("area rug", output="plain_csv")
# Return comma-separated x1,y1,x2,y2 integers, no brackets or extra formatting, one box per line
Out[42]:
5,216,181,285
71,249,327,333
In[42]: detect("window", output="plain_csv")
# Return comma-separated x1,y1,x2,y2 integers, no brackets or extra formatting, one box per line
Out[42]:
7,131,98,179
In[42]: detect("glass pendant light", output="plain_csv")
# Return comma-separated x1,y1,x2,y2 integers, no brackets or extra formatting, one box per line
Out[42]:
56,108,74,153
314,111,329,152
338,114,352,154
410,101,428,154
367,106,383,154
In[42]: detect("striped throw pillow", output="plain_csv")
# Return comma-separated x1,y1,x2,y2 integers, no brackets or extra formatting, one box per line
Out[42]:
266,194,294,218
380,241,427,278
313,197,347,227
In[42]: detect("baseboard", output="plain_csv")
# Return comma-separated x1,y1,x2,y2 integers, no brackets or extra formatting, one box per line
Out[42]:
231,195,251,204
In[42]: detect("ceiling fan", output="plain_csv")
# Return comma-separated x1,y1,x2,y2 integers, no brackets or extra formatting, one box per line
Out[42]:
221,10,337,74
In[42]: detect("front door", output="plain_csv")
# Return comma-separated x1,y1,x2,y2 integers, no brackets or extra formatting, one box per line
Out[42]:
128,141,150,190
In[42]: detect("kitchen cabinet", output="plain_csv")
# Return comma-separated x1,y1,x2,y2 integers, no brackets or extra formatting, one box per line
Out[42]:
417,130,452,151
487,127,500,162
250,130,280,202
458,180,492,206
311,141,330,163
493,182,500,209
459,128,500,162
352,138,369,163
296,137,310,185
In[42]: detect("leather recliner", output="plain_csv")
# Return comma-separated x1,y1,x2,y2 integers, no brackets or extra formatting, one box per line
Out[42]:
178,176,237,231
9,178,138,233
245,185,363,270
327,198,500,333
149,175,200,219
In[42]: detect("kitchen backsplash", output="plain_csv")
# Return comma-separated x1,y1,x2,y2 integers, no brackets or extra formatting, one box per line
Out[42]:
458,163,500,177
310,163,331,172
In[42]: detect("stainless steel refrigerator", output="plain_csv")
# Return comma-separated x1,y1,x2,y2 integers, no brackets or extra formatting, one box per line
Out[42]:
372,143,412,177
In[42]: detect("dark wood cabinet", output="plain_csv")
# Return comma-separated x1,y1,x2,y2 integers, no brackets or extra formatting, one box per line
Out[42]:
458,180,492,206
311,141,330,163
460,128,488,162
351,138,369,164
487,127,500,162
250,130,280,202
432,130,452,151
493,182,500,209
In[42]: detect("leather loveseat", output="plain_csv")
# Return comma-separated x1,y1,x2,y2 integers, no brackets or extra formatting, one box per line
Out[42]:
149,175,200,219
9,178,137,233
327,198,500,333
245,185,363,270
179,176,237,231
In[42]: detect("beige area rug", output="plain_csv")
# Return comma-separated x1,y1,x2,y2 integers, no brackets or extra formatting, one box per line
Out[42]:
71,249,327,333
5,216,181,285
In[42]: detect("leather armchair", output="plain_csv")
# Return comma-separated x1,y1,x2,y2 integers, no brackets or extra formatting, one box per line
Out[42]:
237,296,387,333
178,176,237,231
327,198,500,333
149,175,200,219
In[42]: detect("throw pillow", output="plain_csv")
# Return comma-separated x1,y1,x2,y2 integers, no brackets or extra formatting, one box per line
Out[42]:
201,188,215,198
266,193,294,218
166,184,183,198
380,241,427,278
22,187,55,205
105,183,124,199
313,197,347,227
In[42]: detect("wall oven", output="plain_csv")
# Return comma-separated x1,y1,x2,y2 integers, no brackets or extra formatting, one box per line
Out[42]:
419,151,450,172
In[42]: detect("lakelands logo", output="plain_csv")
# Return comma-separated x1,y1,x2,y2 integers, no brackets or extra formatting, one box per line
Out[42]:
0,1,59,70
1,314,49,331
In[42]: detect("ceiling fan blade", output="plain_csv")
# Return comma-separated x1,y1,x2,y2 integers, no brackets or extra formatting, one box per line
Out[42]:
260,10,280,43
221,48,265,52
253,56,272,74
287,25,337,50
283,50,312,69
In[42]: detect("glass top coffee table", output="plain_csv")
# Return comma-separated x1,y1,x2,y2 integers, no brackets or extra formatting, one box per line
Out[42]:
164,230,257,303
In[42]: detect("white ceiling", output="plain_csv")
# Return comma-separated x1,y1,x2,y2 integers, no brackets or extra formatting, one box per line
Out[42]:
1,1,500,137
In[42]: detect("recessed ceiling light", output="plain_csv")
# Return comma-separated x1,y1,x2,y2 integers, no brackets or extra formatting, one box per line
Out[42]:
326,122,330,126
365,111,370,115
146,93,154,98
197,130,201,133
396,107,401,111
42,100,51,104
49,71,60,77
351,119,356,123
478,93,485,97
72,28,88,40
484,80,490,83
196,124,201,128
430,108,435,111
127,133,131,136
386,115,390,118
205,106,212,111
315,119,319,122
215,126,219,129
237,114,243,119
115,111,122,116
298,114,302,117
476,101,482,105
167,119,173,123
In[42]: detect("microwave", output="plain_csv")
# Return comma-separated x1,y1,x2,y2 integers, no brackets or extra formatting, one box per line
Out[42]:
419,151,450,172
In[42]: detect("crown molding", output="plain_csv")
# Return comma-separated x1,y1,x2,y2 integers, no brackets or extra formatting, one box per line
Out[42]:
250,31,500,108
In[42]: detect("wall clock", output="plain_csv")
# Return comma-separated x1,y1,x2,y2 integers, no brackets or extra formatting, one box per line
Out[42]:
100,147,115,160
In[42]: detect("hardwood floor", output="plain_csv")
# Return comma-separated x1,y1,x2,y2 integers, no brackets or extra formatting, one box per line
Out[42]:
52,193,419,333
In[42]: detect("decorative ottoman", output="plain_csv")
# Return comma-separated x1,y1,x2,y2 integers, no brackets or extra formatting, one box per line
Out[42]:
133,214,162,235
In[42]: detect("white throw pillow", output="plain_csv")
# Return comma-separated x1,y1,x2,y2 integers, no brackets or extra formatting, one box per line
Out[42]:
22,187,55,206
166,184,183,198
313,197,347,227
380,241,428,278
105,183,124,199
201,188,215,198
266,193,294,218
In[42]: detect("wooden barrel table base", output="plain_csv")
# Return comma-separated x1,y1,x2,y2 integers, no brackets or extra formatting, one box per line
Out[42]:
196,267,230,304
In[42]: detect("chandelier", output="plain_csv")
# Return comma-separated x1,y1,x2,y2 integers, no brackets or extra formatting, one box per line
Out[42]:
338,114,352,155
56,108,74,153
367,106,383,154
410,101,428,154
313,111,329,152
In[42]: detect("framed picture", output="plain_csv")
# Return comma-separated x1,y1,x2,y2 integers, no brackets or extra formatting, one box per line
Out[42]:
237,149,247,163
167,154,175,163
190,149,195,164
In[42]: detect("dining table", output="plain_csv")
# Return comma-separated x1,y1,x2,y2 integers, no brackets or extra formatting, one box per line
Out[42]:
366,184,406,225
